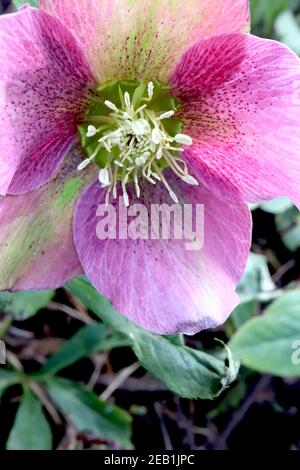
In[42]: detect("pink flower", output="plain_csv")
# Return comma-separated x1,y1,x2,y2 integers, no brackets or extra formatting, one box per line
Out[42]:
0,1,299,335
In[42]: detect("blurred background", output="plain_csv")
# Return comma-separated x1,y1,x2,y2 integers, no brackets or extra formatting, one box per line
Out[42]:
0,0,300,451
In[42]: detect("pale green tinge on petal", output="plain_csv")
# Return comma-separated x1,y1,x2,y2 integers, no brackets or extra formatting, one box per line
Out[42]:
55,177,83,209
0,146,97,291
40,0,250,83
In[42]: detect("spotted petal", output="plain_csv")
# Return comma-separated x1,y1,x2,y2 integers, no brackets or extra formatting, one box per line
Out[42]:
40,0,250,83
0,6,94,195
73,174,251,335
171,33,300,209
0,146,97,291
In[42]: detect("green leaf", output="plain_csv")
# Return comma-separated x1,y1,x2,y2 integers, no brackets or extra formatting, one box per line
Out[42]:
237,253,279,303
66,277,129,330
14,0,38,7
6,387,52,450
276,206,300,252
166,334,185,346
209,381,247,419
66,277,239,399
0,290,54,321
46,378,132,448
41,323,108,375
229,289,300,377
0,370,22,398
251,0,290,37
275,10,300,53
259,197,293,215
131,333,239,399
231,301,258,329
97,332,131,351
225,301,258,337
0,316,12,338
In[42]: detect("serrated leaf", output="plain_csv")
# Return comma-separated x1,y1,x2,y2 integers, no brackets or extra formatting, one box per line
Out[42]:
131,331,239,399
6,387,52,450
66,277,238,399
46,378,132,448
229,289,300,377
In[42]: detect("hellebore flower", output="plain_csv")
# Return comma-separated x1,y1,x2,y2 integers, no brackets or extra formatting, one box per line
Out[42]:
0,1,299,334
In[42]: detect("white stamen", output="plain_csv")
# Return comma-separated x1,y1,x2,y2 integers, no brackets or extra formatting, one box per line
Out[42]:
113,182,117,199
135,156,146,166
124,92,131,108
109,130,122,145
123,192,129,207
98,135,108,143
99,168,110,187
102,141,111,152
139,119,151,132
148,81,154,99
129,119,149,136
86,125,97,138
104,100,119,112
156,148,163,160
152,173,161,181
169,191,179,203
77,158,91,171
181,175,198,186
174,134,193,146
151,128,163,145
150,142,156,153
135,104,147,114
80,84,197,207
165,145,183,152
158,110,175,120
134,172,141,198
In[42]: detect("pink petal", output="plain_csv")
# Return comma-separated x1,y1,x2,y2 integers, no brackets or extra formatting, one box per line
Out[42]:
171,33,300,208
0,145,97,291
40,0,250,83
73,174,251,335
0,6,94,195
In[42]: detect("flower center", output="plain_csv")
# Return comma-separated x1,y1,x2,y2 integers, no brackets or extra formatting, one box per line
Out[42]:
78,80,197,206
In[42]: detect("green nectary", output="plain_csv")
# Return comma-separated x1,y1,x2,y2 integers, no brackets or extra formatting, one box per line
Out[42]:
77,79,197,206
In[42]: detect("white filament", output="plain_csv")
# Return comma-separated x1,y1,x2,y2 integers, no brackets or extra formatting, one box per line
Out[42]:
86,125,97,138
174,134,193,146
99,168,110,187
79,82,195,206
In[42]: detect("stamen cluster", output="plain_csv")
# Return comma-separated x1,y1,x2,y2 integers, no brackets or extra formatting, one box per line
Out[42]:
78,81,197,206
